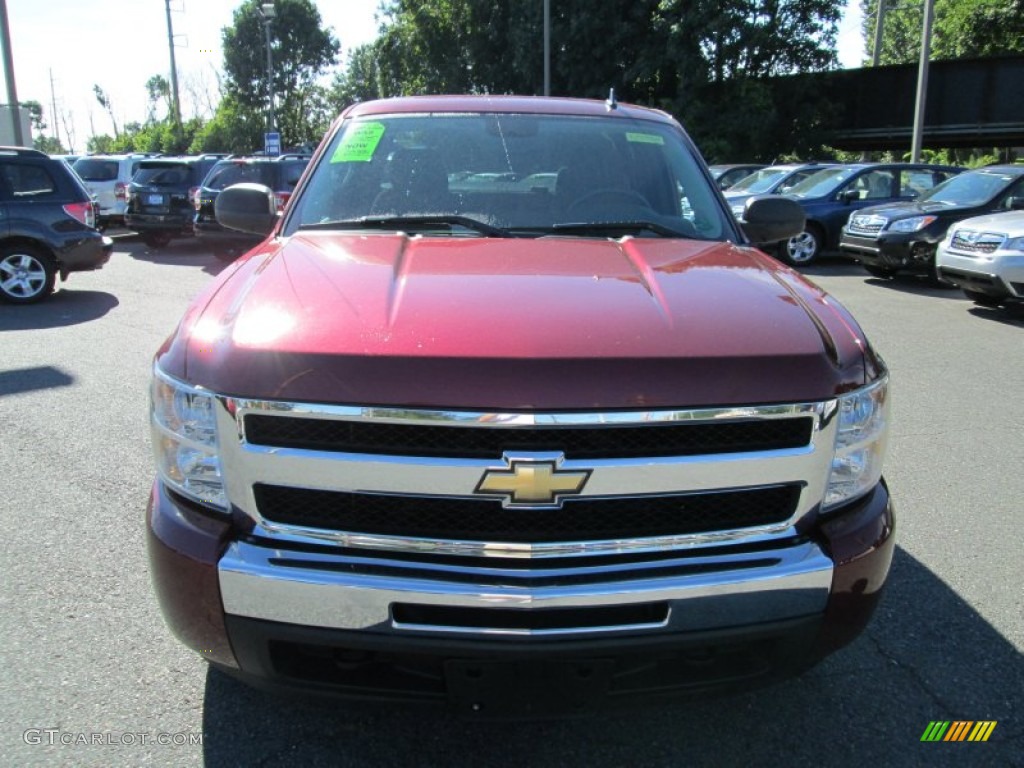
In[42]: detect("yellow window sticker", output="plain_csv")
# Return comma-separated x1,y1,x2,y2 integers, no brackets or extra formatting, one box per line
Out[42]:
331,122,386,163
626,132,665,145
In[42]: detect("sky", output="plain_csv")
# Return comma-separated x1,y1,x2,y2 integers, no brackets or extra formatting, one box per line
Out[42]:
2,0,865,153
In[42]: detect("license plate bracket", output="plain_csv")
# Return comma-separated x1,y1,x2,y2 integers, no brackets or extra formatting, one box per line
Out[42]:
147,194,165,206
444,658,613,717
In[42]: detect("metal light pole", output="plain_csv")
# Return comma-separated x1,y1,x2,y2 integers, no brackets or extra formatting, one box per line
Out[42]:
164,0,182,126
0,0,24,146
258,3,276,134
910,0,934,162
543,0,550,96
871,0,887,66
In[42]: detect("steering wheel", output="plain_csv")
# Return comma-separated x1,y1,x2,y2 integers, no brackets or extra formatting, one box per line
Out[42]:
566,188,654,218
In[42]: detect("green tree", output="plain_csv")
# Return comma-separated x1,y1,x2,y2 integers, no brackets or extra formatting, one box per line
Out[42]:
860,0,1024,66
189,95,263,154
86,134,115,154
346,0,841,160
34,135,66,154
222,0,340,147
329,44,388,107
93,85,120,137
145,75,173,122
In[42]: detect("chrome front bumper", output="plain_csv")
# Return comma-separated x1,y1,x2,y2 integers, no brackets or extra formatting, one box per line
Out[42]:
219,538,832,638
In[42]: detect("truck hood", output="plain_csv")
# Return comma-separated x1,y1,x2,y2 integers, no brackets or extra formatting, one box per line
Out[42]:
163,232,877,409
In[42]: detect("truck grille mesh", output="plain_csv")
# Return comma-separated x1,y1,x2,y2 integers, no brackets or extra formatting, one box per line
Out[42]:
253,483,801,543
243,415,814,459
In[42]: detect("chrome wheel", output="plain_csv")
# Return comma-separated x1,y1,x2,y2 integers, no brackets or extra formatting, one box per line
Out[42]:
782,228,821,265
0,249,55,303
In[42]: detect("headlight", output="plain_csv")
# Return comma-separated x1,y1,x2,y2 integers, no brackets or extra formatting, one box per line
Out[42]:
1002,236,1024,253
151,366,227,511
888,216,936,233
824,375,889,511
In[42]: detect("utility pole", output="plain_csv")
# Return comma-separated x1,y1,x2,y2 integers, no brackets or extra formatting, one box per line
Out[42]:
910,0,934,162
871,0,887,66
259,3,276,135
164,0,182,126
49,69,59,144
543,0,550,96
0,0,24,146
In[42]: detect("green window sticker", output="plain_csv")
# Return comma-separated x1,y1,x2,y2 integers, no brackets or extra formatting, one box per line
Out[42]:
331,122,386,163
626,132,665,145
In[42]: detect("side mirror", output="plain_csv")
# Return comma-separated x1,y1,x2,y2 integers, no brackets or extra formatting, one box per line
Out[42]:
215,183,278,236
1008,196,1024,211
741,195,805,244
838,189,860,204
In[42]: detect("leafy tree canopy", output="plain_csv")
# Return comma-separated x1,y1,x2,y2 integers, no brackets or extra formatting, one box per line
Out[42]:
333,0,841,160
860,0,1024,66
222,0,340,146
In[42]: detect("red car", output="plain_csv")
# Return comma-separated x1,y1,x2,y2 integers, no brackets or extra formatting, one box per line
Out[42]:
148,96,894,716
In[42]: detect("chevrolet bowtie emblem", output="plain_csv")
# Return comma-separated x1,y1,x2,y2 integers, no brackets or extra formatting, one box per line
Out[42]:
475,459,591,507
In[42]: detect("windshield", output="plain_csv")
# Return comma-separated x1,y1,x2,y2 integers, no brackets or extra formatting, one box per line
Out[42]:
727,167,791,194
786,167,859,198
919,170,1019,206
287,113,728,240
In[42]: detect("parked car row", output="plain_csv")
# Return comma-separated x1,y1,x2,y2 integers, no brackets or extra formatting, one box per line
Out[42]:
65,151,312,252
724,160,1023,309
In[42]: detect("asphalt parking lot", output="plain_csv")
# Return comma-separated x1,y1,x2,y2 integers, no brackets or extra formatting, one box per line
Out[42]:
1,238,1021,767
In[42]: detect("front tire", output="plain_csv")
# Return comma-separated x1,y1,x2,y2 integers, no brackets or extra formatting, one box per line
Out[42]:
780,225,822,266
0,245,57,304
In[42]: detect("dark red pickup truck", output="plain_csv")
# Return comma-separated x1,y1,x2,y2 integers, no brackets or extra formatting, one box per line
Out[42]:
148,95,894,716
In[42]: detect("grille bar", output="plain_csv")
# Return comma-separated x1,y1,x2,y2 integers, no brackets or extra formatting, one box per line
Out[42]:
253,483,802,543
243,414,814,459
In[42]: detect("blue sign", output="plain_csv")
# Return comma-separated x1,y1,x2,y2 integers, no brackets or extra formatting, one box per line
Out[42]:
264,132,281,157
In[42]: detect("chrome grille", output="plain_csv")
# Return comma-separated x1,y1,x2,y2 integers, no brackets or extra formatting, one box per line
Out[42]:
216,399,837,559
950,231,1003,254
848,214,885,235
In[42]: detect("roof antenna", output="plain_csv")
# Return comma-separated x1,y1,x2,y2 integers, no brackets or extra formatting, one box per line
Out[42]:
606,88,618,111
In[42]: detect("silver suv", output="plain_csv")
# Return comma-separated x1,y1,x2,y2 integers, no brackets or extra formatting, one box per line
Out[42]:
937,210,1024,308
71,154,149,229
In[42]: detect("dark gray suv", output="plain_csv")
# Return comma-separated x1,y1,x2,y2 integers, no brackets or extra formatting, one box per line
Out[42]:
0,147,112,304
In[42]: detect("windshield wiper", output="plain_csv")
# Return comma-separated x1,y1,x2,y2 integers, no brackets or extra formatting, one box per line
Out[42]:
544,220,695,238
299,215,509,237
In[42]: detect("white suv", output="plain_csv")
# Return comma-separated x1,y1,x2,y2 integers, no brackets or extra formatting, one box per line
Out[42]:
937,210,1024,308
71,154,149,229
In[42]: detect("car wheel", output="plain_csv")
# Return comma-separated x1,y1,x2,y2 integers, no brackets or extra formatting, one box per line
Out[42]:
863,265,897,279
0,245,57,304
780,225,822,266
963,289,1002,308
143,232,173,249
